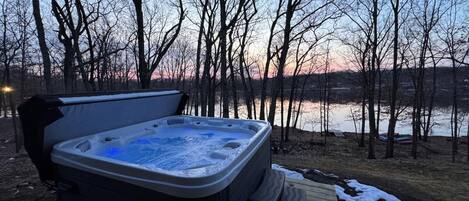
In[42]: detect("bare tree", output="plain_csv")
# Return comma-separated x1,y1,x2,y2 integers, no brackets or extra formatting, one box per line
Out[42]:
133,0,145,89
422,40,442,141
132,0,185,89
237,0,257,119
219,0,246,118
13,0,33,100
386,0,404,158
322,40,331,154
268,0,337,126
408,0,444,158
293,68,315,130
1,0,21,151
337,0,377,152
201,0,218,117
437,0,468,162
259,0,284,120
341,34,371,148
267,0,297,125
285,35,319,141
193,0,209,116
51,0,83,92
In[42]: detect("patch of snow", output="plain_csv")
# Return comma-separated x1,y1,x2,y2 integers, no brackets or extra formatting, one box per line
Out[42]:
271,164,304,180
272,164,399,201
335,179,400,201
311,169,339,179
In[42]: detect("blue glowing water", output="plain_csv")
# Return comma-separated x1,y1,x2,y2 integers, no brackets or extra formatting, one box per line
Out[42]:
97,127,251,171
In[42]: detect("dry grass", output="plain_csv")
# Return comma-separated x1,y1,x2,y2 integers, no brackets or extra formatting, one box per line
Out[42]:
271,127,469,201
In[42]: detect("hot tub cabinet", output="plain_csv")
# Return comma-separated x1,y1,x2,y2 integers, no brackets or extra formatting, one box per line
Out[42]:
18,90,274,201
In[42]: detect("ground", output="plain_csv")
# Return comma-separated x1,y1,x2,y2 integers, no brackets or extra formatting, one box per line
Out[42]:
1,118,468,201
271,127,469,201
0,118,55,201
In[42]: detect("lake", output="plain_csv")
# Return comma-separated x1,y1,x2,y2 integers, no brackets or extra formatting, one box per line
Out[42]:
192,99,469,137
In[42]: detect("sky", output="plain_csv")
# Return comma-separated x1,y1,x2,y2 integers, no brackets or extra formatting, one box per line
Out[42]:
3,0,468,80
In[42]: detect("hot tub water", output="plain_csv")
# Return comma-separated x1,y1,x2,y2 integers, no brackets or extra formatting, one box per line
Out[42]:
95,127,252,175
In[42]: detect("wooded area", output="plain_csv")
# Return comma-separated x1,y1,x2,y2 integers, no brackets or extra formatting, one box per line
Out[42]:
0,0,468,162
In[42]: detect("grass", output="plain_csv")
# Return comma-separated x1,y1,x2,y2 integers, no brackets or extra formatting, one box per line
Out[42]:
271,127,469,201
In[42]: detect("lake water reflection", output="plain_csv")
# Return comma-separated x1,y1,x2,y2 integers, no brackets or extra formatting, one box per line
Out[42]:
193,99,468,137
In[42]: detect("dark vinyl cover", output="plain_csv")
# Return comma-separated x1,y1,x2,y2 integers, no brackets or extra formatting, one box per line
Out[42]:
17,89,188,181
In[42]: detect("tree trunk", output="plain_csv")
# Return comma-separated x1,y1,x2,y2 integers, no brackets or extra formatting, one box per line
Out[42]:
360,90,366,147
208,47,218,117
219,0,229,118
424,49,437,141
63,43,75,93
259,0,282,120
32,0,52,94
228,29,238,118
239,48,253,119
376,64,381,134
451,58,458,163
268,0,294,125
412,26,431,158
238,2,256,119
194,0,209,116
325,46,331,137
20,27,27,100
132,0,147,89
280,79,285,148
386,0,399,158
285,77,297,142
77,0,97,91
201,14,214,117
246,64,257,119
2,12,10,117
367,0,378,160
293,73,311,129
0,90,4,117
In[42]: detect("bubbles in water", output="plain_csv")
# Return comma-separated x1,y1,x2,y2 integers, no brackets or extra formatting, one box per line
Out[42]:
95,127,251,176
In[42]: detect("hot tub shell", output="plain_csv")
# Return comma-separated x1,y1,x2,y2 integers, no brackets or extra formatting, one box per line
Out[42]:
18,90,272,201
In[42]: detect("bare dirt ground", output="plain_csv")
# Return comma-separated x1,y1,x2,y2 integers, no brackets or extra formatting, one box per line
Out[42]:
271,127,469,201
0,118,55,201
1,117,468,201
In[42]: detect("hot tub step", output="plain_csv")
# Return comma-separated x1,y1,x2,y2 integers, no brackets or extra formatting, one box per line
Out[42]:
249,169,285,201
281,185,307,201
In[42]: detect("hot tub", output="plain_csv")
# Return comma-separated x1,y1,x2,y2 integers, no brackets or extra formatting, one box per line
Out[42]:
18,90,272,201
52,115,270,199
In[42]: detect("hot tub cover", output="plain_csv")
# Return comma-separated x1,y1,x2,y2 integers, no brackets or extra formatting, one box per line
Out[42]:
18,89,188,181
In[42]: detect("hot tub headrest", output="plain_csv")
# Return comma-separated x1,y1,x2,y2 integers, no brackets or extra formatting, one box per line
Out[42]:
17,89,188,181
